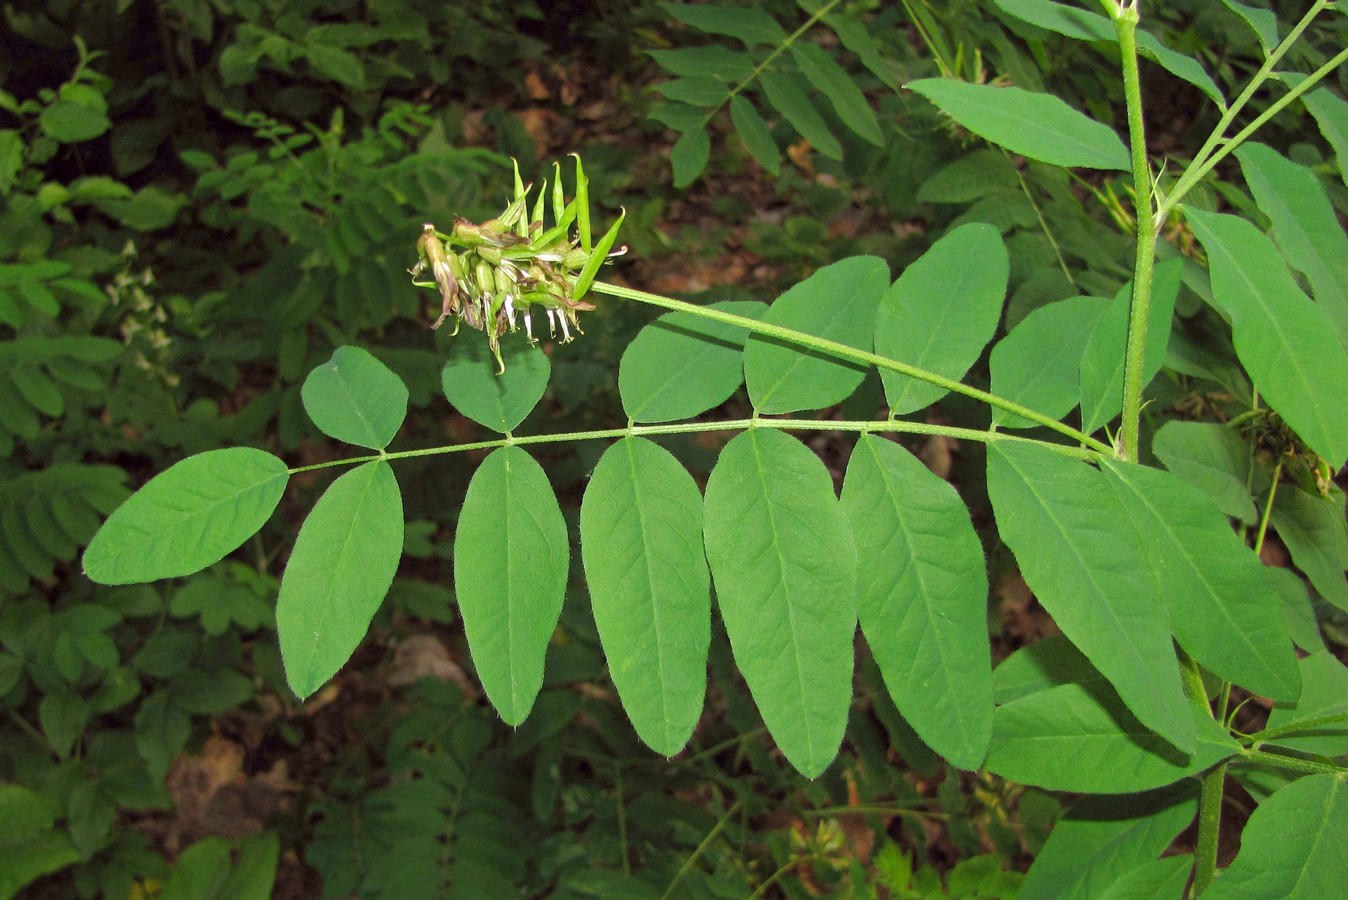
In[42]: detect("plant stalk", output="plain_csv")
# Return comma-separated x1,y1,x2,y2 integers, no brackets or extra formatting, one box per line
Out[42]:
591,281,1114,453
289,416,1101,475
1111,5,1155,463
1192,761,1226,896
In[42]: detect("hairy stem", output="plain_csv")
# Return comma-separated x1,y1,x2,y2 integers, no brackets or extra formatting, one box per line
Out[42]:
1192,761,1227,896
288,416,1101,475
591,281,1114,453
1111,4,1155,463
1236,748,1348,778
1245,712,1348,748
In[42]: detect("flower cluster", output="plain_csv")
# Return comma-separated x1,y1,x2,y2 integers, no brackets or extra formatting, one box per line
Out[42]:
411,157,625,373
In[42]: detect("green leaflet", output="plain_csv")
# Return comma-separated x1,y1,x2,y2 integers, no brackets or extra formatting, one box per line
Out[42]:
823,12,899,92
670,127,710,189
455,446,568,726
1201,775,1348,899
744,255,889,415
917,150,1020,204
658,2,787,46
992,635,1103,704
649,46,756,81
874,223,1008,414
1184,207,1348,468
1098,856,1193,899
758,71,843,160
990,295,1110,428
1236,142,1348,349
653,77,727,107
1302,86,1348,190
38,689,87,759
83,448,289,585
1222,0,1279,50
277,461,403,700
301,346,408,450
580,438,710,757
905,79,1129,171
1078,258,1180,435
0,784,81,899
1099,460,1300,701
703,428,857,778
134,691,191,781
1270,487,1348,613
986,442,1194,751
841,434,992,770
619,300,766,423
1017,787,1197,900
440,335,550,433
983,680,1237,793
1151,421,1259,525
788,42,883,146
1269,567,1326,653
1263,652,1348,758
729,95,780,176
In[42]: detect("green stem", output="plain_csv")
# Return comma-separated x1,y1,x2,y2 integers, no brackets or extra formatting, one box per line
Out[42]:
1111,5,1155,464
1192,761,1226,897
591,281,1114,453
1236,748,1348,778
1245,712,1348,748
616,764,631,877
1252,458,1281,555
1016,160,1076,288
660,799,743,900
800,805,946,821
287,416,1101,476
748,858,799,900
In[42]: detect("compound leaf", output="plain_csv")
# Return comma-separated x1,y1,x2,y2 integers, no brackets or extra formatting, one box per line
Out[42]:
456,446,568,726
703,428,857,778
581,438,710,756
84,448,289,585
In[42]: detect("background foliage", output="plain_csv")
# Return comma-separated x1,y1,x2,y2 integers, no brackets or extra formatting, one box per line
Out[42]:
3,0,1347,897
